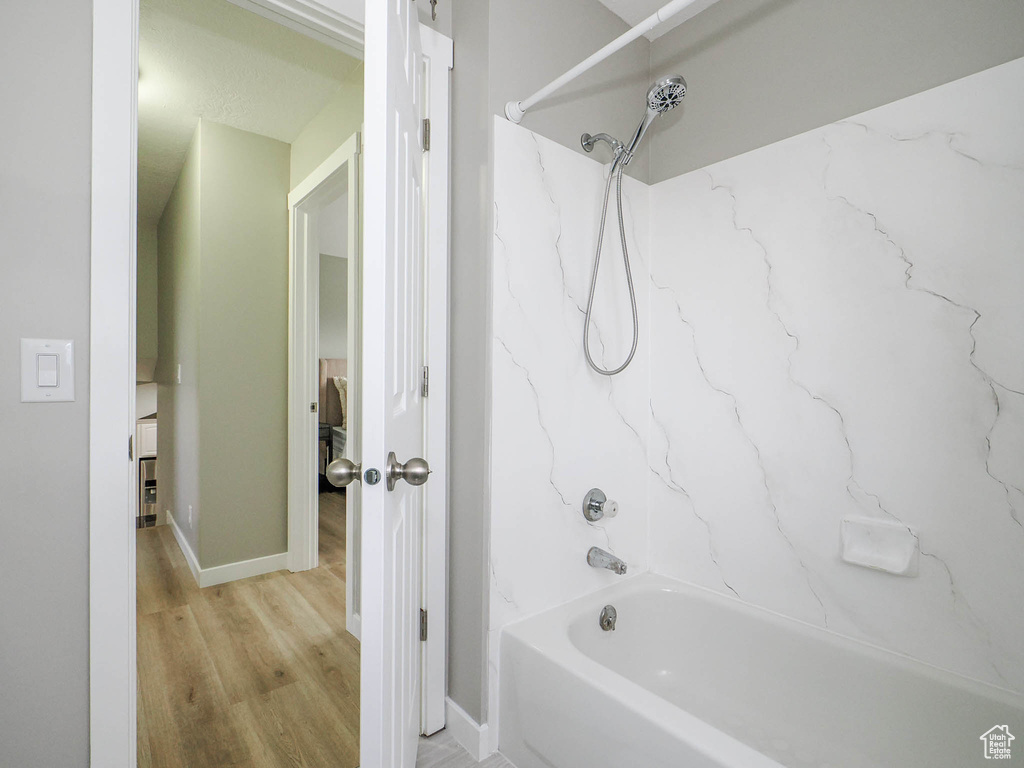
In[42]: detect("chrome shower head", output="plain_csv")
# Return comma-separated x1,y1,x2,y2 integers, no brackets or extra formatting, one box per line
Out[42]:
622,75,687,165
646,75,687,114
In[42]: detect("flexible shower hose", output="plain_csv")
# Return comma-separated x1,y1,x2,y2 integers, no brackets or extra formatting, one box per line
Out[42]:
583,151,638,376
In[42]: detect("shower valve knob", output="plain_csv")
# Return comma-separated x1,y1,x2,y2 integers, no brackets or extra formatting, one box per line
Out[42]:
583,488,617,522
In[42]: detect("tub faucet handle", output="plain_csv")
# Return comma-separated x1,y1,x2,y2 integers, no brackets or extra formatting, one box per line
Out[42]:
583,488,618,522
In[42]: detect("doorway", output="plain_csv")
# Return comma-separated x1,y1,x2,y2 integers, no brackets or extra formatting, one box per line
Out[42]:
91,0,453,764
287,132,364,641
133,0,366,764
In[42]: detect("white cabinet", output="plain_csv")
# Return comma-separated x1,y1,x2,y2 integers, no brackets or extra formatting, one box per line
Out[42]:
136,419,157,458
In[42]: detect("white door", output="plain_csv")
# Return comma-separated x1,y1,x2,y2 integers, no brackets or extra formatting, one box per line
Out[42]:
361,1,426,767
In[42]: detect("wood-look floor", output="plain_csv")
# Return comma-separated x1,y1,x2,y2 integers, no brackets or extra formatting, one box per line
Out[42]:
137,490,359,768
138,490,514,768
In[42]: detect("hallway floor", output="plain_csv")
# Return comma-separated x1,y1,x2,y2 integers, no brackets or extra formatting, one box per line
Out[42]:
137,491,357,767
136,492,506,767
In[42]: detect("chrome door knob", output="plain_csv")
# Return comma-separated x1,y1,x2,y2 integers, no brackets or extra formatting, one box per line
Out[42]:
386,451,430,491
326,458,362,487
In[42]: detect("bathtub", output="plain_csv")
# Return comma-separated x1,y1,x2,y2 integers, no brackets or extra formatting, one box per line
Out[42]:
499,573,1023,768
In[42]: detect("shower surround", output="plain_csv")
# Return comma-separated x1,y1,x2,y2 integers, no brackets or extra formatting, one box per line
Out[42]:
489,55,1024,735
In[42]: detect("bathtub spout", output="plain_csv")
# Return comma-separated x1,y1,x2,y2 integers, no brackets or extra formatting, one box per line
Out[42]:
587,546,627,575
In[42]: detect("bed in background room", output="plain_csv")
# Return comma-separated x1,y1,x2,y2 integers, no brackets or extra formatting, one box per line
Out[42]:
318,358,348,475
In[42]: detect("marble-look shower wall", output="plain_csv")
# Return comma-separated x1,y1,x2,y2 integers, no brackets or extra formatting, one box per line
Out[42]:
648,57,1024,692
489,117,651,721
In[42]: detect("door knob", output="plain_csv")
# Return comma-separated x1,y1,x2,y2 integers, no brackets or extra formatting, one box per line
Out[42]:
386,451,430,491
326,458,362,487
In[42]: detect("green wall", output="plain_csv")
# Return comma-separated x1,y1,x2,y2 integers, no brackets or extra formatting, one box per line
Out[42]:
157,119,290,568
137,220,159,373
290,64,364,190
198,120,291,567
157,123,203,557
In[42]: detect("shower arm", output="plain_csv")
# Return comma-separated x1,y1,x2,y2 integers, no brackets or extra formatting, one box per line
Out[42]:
504,0,701,124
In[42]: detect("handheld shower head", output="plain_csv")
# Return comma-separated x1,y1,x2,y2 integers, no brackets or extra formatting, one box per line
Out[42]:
623,75,686,164
647,75,687,114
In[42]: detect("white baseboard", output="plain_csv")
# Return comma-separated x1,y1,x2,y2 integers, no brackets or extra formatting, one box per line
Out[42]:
198,551,289,588
347,612,362,642
168,513,288,588
445,697,493,761
169,513,201,584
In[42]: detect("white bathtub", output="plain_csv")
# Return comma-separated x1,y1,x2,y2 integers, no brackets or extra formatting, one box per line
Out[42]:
499,573,1024,768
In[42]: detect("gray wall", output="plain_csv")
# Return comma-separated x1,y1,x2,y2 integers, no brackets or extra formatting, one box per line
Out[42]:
649,0,1024,182
319,255,350,359
0,2,92,764
447,0,652,724
488,0,652,183
448,0,492,725
417,0,452,38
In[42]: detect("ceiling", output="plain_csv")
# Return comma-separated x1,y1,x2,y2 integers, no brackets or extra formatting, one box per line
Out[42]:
594,0,722,40
138,0,361,228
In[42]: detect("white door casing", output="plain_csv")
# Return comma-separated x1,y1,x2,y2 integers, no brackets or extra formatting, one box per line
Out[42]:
362,0,426,765
287,132,361,570
346,160,364,641
287,131,364,638
91,0,139,763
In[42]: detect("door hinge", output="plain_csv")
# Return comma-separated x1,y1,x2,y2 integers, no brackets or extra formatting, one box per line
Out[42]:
310,401,318,413
422,118,431,152
128,435,133,462
421,365,429,398
420,608,428,641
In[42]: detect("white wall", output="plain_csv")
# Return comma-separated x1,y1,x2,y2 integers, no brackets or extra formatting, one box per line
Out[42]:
448,0,653,724
488,58,1024,743
647,56,1024,692
489,117,651,733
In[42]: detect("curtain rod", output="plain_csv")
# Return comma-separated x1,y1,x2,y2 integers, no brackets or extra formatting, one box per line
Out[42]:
504,0,702,124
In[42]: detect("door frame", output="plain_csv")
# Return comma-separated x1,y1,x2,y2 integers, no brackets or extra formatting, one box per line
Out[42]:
89,0,453,762
418,24,453,736
287,131,364,640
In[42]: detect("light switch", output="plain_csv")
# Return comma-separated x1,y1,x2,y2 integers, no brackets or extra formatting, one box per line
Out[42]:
37,354,59,387
21,339,75,402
